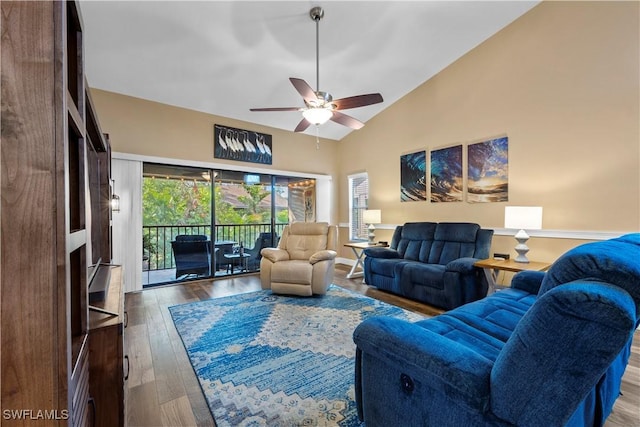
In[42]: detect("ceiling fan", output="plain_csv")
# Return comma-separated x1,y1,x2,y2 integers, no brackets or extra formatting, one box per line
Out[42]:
250,7,383,133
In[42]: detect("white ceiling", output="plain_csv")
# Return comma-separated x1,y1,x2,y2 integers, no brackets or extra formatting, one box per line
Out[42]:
80,1,538,141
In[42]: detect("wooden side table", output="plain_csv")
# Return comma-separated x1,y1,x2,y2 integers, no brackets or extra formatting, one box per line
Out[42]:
474,258,552,295
344,241,389,280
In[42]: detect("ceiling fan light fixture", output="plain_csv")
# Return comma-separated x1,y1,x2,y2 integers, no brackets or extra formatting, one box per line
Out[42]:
302,108,333,125
249,6,383,134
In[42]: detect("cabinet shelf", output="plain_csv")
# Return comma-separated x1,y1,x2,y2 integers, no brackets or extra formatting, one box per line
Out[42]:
1,2,112,426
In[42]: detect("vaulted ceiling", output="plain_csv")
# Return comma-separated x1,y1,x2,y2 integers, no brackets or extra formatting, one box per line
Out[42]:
80,1,538,141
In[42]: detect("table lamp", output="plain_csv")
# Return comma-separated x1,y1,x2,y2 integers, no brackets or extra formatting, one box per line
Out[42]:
504,206,543,263
362,209,382,245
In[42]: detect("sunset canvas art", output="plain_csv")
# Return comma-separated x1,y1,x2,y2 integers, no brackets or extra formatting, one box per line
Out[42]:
467,137,509,203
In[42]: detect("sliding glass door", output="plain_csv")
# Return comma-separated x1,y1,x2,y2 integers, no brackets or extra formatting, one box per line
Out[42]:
142,162,316,287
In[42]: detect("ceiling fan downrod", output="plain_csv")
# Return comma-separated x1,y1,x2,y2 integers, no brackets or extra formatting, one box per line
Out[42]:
310,7,324,93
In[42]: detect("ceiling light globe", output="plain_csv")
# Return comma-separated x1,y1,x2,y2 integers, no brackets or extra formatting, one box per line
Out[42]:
302,108,333,125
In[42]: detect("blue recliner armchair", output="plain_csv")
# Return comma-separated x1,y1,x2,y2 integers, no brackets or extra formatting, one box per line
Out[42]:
364,222,494,310
353,233,640,427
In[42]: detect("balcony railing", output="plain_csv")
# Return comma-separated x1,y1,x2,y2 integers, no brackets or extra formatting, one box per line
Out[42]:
143,223,287,272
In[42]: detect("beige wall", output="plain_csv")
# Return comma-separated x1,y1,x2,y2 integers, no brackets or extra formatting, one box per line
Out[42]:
92,1,639,265
91,89,340,224
337,1,639,262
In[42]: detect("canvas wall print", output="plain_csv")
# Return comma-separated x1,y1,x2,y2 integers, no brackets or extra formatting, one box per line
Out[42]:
400,150,427,202
430,145,463,202
467,136,509,203
214,124,272,165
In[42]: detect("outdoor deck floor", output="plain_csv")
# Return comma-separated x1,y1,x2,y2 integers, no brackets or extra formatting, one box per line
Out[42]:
143,267,253,287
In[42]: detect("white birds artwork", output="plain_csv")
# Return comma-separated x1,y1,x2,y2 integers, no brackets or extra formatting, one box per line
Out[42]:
215,125,271,164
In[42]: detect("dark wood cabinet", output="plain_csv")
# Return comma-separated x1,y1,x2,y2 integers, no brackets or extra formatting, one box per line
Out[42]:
1,2,119,425
89,266,126,427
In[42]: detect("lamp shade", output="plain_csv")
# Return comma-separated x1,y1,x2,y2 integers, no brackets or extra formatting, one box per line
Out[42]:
363,209,382,224
504,206,543,230
302,108,333,125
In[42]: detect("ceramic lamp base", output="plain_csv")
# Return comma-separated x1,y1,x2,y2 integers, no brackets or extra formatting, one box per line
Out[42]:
513,229,530,263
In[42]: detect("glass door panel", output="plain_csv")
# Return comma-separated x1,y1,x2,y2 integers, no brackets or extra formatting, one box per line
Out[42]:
142,164,212,286
213,171,272,275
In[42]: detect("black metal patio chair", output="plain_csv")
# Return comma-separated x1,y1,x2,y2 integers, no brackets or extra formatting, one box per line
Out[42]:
171,234,210,279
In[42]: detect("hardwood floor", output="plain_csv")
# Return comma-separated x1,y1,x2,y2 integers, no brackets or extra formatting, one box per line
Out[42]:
124,266,639,426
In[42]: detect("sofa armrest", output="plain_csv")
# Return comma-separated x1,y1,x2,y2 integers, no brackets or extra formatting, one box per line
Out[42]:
445,257,480,274
309,249,337,265
511,270,545,294
260,247,290,263
353,316,492,411
491,282,636,426
363,247,400,259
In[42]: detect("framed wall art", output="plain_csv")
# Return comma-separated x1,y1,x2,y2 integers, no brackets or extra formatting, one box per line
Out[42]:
214,124,272,165
430,145,463,202
400,150,427,202
467,136,508,203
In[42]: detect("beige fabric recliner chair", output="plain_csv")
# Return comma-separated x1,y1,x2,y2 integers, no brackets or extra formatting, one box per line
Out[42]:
260,222,338,296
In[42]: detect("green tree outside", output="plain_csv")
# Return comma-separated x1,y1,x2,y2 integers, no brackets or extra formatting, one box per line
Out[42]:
142,178,282,270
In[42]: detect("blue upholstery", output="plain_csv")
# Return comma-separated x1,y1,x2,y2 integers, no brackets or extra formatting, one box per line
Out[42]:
353,234,640,427
364,222,494,310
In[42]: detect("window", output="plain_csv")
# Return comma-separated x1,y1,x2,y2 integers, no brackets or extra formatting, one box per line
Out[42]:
348,172,369,241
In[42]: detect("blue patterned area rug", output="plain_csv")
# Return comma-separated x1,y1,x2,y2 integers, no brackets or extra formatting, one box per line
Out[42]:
169,285,425,427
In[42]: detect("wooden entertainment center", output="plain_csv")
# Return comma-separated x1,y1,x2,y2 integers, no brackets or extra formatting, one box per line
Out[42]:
1,2,125,425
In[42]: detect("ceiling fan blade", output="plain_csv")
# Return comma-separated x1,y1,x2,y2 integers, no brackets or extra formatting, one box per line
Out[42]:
333,93,383,110
290,78,317,101
330,111,364,130
294,118,312,133
250,107,301,112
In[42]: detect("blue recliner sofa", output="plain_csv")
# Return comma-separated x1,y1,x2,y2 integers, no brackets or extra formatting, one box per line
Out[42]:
353,233,640,427
363,222,494,310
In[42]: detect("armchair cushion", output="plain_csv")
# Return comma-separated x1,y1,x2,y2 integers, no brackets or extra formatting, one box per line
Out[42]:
281,222,330,260
272,260,312,285
510,270,545,294
401,263,446,290
363,247,400,259
446,257,481,274
367,258,404,278
260,222,338,296
260,247,290,263
309,249,337,264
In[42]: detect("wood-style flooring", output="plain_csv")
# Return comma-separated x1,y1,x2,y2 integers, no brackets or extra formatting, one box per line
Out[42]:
124,266,640,426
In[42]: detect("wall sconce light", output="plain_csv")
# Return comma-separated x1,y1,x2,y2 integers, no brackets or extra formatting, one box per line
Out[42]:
111,193,120,213
504,206,543,263
362,209,382,245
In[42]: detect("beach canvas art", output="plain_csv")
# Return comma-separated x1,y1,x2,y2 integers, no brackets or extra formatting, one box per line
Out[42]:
430,145,463,202
400,150,427,202
467,137,509,203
